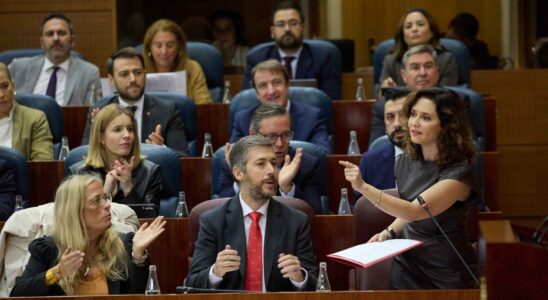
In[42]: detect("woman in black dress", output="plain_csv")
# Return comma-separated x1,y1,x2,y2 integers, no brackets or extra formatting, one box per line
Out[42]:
340,88,480,289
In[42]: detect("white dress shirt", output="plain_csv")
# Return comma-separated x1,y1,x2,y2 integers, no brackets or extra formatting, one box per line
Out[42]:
278,47,303,79
33,58,69,106
117,96,145,138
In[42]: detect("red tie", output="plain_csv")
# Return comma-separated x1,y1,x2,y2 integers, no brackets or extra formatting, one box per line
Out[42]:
245,211,262,291
283,56,295,79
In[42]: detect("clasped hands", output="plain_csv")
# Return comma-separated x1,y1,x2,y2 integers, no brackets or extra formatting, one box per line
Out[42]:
213,245,304,282
105,156,135,196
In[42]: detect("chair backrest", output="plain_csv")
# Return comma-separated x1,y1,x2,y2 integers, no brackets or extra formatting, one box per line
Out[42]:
0,147,29,207
146,91,198,155
445,86,485,152
373,38,471,86
369,135,391,151
352,189,398,290
16,94,64,158
187,42,224,102
64,144,181,216
229,87,333,137
0,49,83,65
248,40,343,76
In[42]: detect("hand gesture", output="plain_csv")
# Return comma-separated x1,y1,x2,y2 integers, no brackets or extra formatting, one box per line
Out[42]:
278,253,304,282
381,77,396,88
278,148,302,193
367,230,391,243
339,160,366,193
132,216,166,257
108,156,135,196
56,246,85,279
146,124,164,146
213,245,241,277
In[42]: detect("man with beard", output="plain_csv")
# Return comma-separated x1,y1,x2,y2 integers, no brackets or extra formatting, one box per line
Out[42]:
186,135,317,291
359,88,410,193
81,47,188,156
369,45,440,144
8,13,101,106
221,104,324,213
243,1,341,100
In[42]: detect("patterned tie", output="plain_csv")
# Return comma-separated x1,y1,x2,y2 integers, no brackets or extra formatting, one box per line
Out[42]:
283,56,295,79
245,211,262,291
45,66,60,100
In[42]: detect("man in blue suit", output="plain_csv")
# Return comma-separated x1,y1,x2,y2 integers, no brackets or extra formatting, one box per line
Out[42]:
243,1,341,100
231,59,330,153
221,104,324,213
359,88,410,194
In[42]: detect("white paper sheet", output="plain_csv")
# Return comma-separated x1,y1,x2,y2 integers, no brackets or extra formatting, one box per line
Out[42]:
100,71,187,97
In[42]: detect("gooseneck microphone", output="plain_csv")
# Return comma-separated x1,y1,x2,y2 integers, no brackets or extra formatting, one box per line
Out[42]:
416,195,480,287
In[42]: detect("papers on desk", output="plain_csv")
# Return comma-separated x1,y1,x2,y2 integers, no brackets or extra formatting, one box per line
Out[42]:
100,71,187,97
327,239,423,268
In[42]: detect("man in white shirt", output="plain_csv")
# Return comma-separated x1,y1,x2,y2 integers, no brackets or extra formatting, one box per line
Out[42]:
8,13,101,106
186,135,317,291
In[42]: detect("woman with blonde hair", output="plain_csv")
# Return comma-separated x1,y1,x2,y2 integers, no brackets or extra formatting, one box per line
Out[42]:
68,104,162,211
10,174,166,296
143,19,212,104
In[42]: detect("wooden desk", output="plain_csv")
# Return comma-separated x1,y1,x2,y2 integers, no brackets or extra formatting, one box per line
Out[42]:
196,104,230,152
326,155,361,213
61,106,88,150
28,160,64,207
180,158,212,211
45,290,480,299
332,100,374,154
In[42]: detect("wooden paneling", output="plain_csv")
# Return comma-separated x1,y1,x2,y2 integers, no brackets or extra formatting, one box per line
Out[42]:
62,106,88,149
332,100,373,154
341,0,502,69
0,0,117,76
472,69,548,217
180,157,212,211
327,155,361,214
28,160,64,207
196,104,230,152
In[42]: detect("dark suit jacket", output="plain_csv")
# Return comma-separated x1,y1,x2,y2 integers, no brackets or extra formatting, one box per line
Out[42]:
10,233,148,296
0,160,16,221
244,43,341,100
359,143,397,191
218,147,324,213
230,102,330,153
68,159,162,212
81,94,188,156
186,196,318,291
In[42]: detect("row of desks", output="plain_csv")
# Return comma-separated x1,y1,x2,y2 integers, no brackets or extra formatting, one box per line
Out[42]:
28,152,499,214
61,98,496,157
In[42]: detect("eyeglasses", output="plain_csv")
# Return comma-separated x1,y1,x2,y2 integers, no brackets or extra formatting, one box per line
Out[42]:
258,131,293,143
87,193,112,207
273,20,302,29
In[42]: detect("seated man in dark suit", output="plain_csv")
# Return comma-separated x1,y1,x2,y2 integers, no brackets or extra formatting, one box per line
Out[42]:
0,159,16,221
186,135,317,291
231,59,330,153
243,1,341,100
81,47,189,156
358,88,410,197
221,104,324,213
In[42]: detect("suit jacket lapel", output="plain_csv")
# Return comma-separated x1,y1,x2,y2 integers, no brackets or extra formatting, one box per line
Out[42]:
26,57,44,92
64,57,78,105
296,45,312,78
141,95,155,142
263,199,282,286
224,196,247,282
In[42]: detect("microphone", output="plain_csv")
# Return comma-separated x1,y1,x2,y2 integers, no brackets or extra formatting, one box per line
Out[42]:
416,195,480,287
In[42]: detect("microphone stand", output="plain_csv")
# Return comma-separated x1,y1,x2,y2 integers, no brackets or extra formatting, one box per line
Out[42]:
417,195,480,287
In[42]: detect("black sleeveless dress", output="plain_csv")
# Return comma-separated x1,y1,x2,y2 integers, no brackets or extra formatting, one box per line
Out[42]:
389,154,481,289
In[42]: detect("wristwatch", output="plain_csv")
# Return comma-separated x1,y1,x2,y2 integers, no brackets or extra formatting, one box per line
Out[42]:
386,227,397,239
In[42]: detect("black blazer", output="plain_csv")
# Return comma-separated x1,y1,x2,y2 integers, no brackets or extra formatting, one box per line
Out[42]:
81,94,189,156
186,196,318,291
69,159,162,210
10,233,148,296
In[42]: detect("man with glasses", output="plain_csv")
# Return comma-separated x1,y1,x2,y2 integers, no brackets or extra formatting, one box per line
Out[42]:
221,104,324,213
242,0,341,100
231,59,329,153
81,47,189,156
